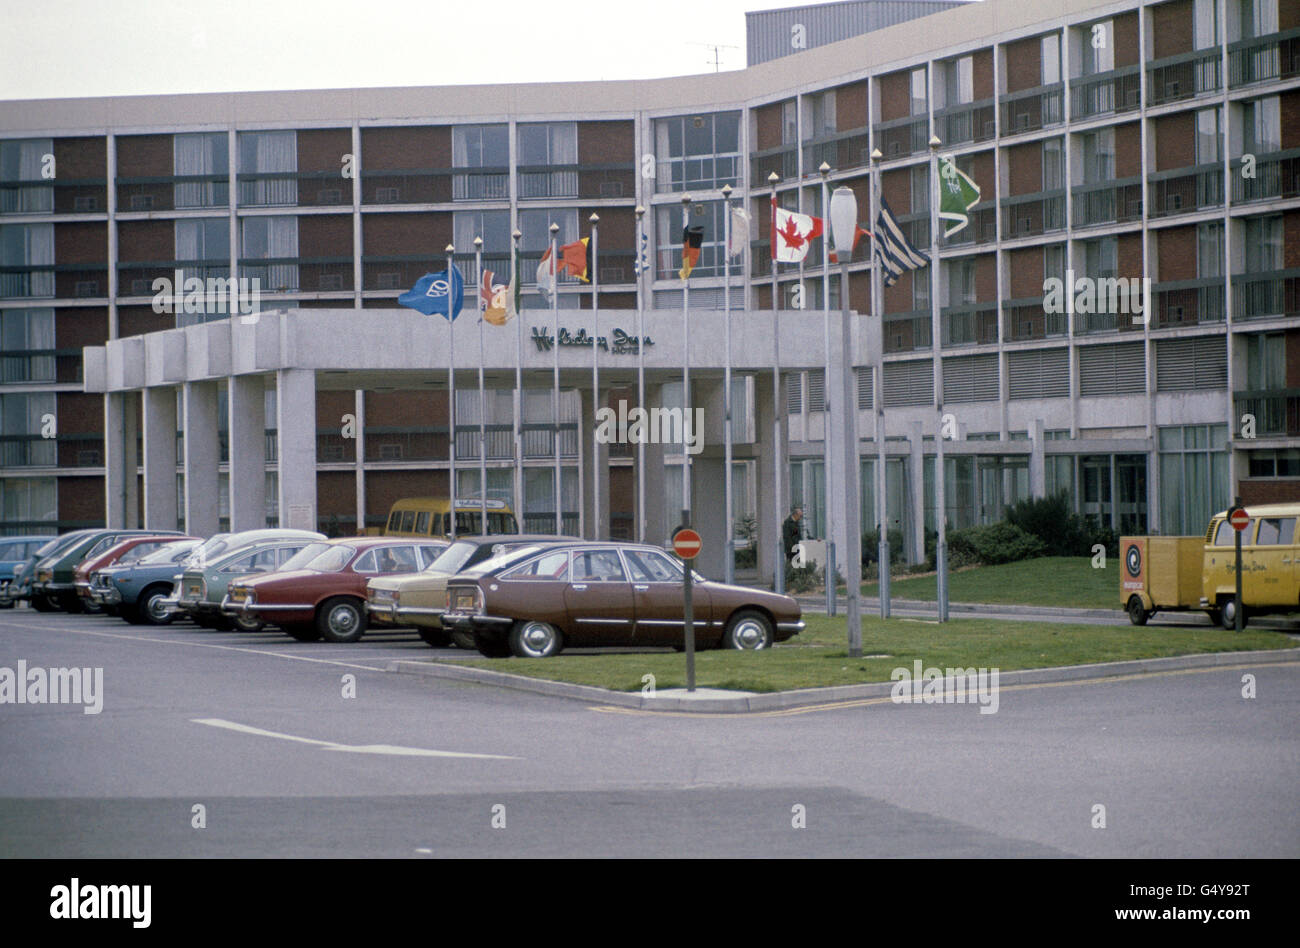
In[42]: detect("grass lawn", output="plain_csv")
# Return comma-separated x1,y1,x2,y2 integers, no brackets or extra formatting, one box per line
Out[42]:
858,556,1118,610
439,613,1297,694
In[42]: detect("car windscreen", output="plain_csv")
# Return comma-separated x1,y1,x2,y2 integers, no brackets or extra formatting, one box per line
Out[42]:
302,545,354,572
470,544,553,577
423,540,479,574
136,540,200,565
279,542,333,572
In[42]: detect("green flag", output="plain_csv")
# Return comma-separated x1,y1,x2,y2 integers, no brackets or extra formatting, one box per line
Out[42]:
937,157,981,238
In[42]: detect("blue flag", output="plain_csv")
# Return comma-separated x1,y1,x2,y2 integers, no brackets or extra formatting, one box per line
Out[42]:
398,267,464,319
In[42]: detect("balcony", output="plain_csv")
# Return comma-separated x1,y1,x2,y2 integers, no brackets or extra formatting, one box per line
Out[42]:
1075,297,1146,334
358,167,510,205
1147,163,1224,218
362,253,508,294
0,433,103,469
1002,298,1067,341
455,424,523,460
1228,27,1300,88
1072,177,1143,228
1070,65,1141,120
998,84,1064,135
940,302,998,347
1146,48,1222,105
943,202,996,247
1231,269,1300,321
873,115,928,161
934,98,996,146
116,174,229,213
801,127,871,173
1150,276,1226,327
749,145,797,185
883,310,932,352
1234,389,1300,437
515,162,636,201
118,261,230,298
1000,189,1065,238
1230,149,1300,205
655,154,741,192
238,257,355,295
0,178,107,215
522,513,581,535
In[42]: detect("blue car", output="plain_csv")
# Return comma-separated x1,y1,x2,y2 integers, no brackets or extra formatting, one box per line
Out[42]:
0,534,61,609
90,539,202,624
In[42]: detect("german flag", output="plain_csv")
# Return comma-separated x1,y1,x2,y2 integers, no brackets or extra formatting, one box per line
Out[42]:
679,226,704,281
558,238,591,283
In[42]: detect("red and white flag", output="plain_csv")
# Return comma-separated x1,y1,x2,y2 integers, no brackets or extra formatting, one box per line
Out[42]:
770,199,824,264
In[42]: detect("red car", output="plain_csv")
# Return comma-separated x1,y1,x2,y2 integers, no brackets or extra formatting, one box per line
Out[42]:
222,537,447,643
76,535,199,614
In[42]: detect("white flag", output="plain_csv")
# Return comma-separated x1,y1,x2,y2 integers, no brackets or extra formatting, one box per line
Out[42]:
535,247,556,301
727,207,750,259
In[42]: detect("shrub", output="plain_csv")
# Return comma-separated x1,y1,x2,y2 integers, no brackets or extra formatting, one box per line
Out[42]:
948,522,1047,566
861,527,905,567
785,561,819,593
1007,491,1093,557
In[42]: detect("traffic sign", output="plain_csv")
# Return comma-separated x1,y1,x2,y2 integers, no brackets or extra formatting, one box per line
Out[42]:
1229,507,1250,532
672,527,702,560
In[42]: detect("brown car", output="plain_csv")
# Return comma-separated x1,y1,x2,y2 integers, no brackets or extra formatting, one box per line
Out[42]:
442,541,804,658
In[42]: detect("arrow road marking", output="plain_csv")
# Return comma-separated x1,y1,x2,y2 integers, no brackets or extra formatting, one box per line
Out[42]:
191,718,520,759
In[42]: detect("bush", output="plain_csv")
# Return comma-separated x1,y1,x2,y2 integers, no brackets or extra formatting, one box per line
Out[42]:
948,522,1047,566
861,527,905,567
785,561,819,593
1007,491,1093,557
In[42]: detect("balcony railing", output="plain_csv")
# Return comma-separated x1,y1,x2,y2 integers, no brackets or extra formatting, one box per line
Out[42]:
942,203,996,247
1072,177,1143,228
236,170,358,208
1147,163,1224,218
1151,276,1226,327
522,513,581,536
1002,298,1067,341
1075,297,1147,334
117,261,230,298
451,168,510,201
238,257,353,294
1000,189,1065,238
1234,389,1300,437
114,173,229,213
0,178,107,215
0,347,66,384
801,127,871,173
1231,269,1300,321
1146,47,1222,105
874,115,928,161
455,424,520,460
655,154,741,192
1228,27,1300,87
934,98,996,146
1070,65,1142,119
883,310,932,352
998,83,1064,135
1,263,109,300
1230,149,1300,205
893,210,929,250
749,145,797,185
940,302,998,347
515,162,636,200
0,433,103,468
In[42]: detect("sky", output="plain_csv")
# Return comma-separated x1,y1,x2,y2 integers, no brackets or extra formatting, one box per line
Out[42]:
0,0,822,101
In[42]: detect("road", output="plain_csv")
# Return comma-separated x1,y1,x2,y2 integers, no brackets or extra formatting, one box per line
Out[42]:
1,608,1297,858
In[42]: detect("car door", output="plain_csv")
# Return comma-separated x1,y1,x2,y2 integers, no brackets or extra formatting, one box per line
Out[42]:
562,549,636,645
623,548,711,646
1253,516,1296,608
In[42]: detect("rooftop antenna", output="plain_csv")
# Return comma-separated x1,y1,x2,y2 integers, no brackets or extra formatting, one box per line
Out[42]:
688,41,739,72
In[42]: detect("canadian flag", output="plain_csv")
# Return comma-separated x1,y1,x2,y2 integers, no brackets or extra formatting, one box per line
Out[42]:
770,196,823,264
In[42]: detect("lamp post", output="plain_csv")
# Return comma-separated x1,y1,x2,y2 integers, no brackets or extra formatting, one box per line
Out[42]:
549,221,561,536
634,205,647,543
512,228,524,528
722,183,734,585
474,235,487,533
819,161,836,617
680,192,692,523
868,145,890,618
445,242,457,539
928,134,949,623
589,211,600,540
767,171,784,595
829,184,863,658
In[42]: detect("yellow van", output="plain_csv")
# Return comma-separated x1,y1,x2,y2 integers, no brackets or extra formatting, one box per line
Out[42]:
383,497,520,539
1201,502,1300,629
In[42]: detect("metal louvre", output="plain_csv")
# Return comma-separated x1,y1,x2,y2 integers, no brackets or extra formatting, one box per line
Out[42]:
942,354,999,403
1008,348,1069,400
857,366,873,410
883,359,934,407
807,369,826,413
786,373,802,413
1155,336,1227,391
1079,342,1145,397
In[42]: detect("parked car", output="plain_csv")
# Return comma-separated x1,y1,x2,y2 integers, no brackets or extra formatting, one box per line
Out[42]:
5,531,99,610
442,541,805,658
32,529,188,613
366,534,577,647
224,537,447,643
0,535,57,608
155,529,325,615
174,537,323,630
89,539,203,624
76,535,199,612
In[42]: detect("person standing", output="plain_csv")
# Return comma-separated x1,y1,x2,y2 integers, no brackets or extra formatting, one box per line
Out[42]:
782,505,804,565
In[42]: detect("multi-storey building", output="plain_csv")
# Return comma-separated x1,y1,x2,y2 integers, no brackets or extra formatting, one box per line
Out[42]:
1,0,1297,583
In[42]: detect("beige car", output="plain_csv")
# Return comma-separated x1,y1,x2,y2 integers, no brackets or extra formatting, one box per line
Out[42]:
366,534,575,647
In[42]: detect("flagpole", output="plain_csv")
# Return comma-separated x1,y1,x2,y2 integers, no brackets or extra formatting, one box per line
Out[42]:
445,243,457,540
869,146,891,618
512,228,523,532
819,161,835,618
549,222,561,536
722,183,734,585
589,212,600,541
474,236,487,533
929,135,949,623
680,192,691,524
634,205,647,543
768,171,783,595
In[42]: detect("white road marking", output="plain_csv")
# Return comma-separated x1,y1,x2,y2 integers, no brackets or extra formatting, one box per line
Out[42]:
191,717,520,759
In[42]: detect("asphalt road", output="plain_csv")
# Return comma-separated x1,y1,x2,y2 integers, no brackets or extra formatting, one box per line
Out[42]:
1,608,1297,858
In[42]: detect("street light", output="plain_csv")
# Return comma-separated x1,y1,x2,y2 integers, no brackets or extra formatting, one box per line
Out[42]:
868,146,889,619
818,161,835,618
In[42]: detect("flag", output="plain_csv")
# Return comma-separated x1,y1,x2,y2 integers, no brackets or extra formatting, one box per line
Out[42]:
679,225,703,280
632,229,649,276
480,268,511,326
508,247,521,321
726,207,750,259
558,237,591,283
874,196,929,287
771,205,823,263
829,225,870,264
937,157,981,238
536,247,556,301
398,267,464,319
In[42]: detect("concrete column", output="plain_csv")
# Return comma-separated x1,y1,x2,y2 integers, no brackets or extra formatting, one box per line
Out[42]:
103,393,127,528
908,419,925,565
123,392,140,528
754,371,784,588
641,383,667,547
183,381,220,537
353,390,366,534
689,456,726,579
276,369,318,532
142,386,179,531
578,387,609,540
1029,417,1046,498
228,375,267,532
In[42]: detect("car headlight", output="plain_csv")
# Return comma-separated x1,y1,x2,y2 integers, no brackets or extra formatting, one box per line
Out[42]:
371,588,396,604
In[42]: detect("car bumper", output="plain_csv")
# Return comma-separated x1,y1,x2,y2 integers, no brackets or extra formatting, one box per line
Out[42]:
35,581,74,596
366,602,445,623
442,613,513,629
220,594,314,619
90,586,123,605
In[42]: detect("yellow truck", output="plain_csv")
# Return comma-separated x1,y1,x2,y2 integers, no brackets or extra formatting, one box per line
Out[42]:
1121,502,1300,629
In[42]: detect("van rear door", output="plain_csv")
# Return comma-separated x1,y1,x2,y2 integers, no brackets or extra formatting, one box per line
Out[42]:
1254,515,1297,608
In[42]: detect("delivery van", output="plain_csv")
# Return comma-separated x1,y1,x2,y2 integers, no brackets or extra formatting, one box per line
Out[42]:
383,497,520,539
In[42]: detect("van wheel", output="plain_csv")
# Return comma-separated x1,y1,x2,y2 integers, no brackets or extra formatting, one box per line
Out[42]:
1220,598,1248,630
1126,596,1148,626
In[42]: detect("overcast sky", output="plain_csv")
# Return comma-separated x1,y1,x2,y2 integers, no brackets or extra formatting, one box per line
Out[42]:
0,0,831,101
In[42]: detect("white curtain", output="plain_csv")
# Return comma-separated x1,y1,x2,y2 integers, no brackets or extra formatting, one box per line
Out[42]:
1,224,53,298
238,131,295,206
0,140,53,213
242,215,298,292
174,219,202,262
0,309,55,383
175,134,214,208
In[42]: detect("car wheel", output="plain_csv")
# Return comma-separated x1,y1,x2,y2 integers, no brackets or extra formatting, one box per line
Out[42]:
722,610,774,650
1220,598,1248,630
509,620,563,658
30,596,55,613
81,599,103,615
280,622,321,642
59,594,83,614
137,586,175,626
417,626,452,648
449,630,476,650
473,629,512,658
1126,595,1148,626
231,612,264,632
317,597,366,643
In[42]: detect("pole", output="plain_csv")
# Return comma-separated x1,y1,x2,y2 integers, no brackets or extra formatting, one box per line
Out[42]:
445,244,457,540
635,206,647,543
929,138,949,622
590,213,600,541
549,223,561,535
769,174,784,594
841,255,863,656
512,229,523,531
683,527,695,692
680,193,692,521
820,163,836,617
475,237,487,533
1234,495,1243,633
869,148,890,618
722,185,734,585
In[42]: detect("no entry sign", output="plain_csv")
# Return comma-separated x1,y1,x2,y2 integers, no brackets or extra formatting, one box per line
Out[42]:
1229,507,1250,532
672,527,702,560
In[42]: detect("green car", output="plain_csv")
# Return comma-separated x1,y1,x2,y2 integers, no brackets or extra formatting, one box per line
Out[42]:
174,537,323,631
32,529,185,613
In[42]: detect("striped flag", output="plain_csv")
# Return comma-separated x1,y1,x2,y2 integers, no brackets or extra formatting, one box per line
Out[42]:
632,229,649,276
874,196,929,287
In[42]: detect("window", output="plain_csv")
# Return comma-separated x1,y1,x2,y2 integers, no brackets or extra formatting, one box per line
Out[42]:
240,216,298,293
0,139,53,213
505,550,570,580
655,201,728,279
942,56,973,108
804,91,836,137
624,548,682,583
1241,97,1280,154
1196,109,1221,165
1243,215,1282,272
909,68,927,116
1197,221,1223,277
237,131,296,206
1194,0,1219,47
0,392,55,466
1044,244,1065,286
518,208,577,252
572,549,627,582
1080,128,1115,183
1255,517,1295,545
1159,424,1230,536
452,210,511,254
1041,34,1062,85
1042,138,1064,190
1079,21,1115,75
1213,519,1238,545
1239,0,1279,39
781,101,798,145
1083,236,1118,278
910,164,929,212
517,123,578,199
1247,449,1300,477
1,308,55,383
175,218,230,282
452,125,509,200
0,223,54,298
174,132,228,208
1245,332,1285,388
0,477,56,525
652,111,741,193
